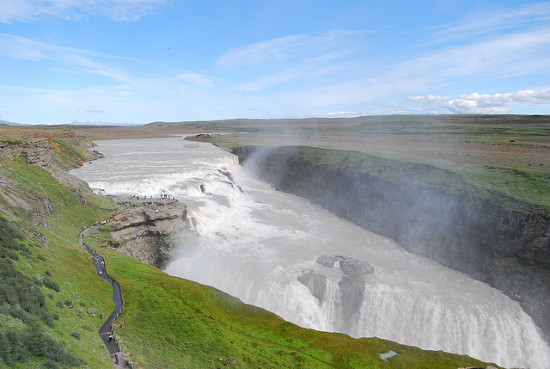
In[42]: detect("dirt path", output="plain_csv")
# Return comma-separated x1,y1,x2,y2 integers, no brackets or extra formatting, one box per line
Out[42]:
79,227,131,368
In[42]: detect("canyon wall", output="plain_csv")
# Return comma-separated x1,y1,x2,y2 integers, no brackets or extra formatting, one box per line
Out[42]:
232,145,550,339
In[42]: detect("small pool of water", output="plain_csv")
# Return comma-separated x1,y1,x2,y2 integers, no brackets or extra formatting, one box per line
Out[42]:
380,350,397,363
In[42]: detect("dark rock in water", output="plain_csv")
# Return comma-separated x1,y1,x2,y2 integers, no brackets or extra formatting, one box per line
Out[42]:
338,275,365,331
200,184,206,193
218,169,235,183
297,270,327,302
316,255,375,276
339,257,374,276
195,133,211,138
92,149,104,159
315,255,340,268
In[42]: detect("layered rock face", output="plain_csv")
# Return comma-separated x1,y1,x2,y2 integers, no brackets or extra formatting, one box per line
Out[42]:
106,197,187,269
0,139,52,166
233,146,550,339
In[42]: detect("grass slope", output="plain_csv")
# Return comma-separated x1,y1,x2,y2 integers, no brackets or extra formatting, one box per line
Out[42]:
292,146,550,211
0,140,116,368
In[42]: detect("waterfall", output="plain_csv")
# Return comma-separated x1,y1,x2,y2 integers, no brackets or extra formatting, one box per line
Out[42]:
71,137,550,369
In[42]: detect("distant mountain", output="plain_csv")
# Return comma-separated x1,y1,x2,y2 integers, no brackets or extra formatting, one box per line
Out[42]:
67,121,141,126
0,120,141,126
0,120,25,126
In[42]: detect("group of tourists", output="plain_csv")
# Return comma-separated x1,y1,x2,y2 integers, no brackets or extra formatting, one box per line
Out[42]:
129,193,177,201
83,215,126,230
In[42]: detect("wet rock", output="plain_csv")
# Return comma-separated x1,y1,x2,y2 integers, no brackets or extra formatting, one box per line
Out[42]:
219,169,235,183
339,256,374,276
315,255,340,268
297,270,327,301
338,275,365,331
91,149,104,159
316,255,374,276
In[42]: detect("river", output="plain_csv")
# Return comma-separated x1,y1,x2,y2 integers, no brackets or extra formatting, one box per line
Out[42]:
71,137,550,369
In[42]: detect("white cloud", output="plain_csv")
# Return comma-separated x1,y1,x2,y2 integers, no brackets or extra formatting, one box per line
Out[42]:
0,0,167,23
409,88,550,113
239,62,346,92
326,111,366,117
435,2,550,42
297,26,550,111
217,34,307,68
177,73,213,87
408,95,450,104
397,26,550,83
217,30,368,68
0,33,132,82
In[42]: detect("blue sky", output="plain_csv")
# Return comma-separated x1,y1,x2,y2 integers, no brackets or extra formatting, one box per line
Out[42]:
1,0,550,124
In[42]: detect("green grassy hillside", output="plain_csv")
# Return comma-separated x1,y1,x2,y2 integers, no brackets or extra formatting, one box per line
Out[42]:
0,131,500,368
0,150,116,368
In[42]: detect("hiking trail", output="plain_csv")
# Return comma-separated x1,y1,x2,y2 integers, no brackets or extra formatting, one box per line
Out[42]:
79,227,131,368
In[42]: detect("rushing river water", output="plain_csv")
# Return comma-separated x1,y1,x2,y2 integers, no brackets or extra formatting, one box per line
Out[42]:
71,137,550,368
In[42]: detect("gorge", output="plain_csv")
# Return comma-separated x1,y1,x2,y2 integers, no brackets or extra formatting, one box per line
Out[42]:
71,136,550,369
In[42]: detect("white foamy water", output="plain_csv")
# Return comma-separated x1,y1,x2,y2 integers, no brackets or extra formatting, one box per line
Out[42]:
71,137,550,369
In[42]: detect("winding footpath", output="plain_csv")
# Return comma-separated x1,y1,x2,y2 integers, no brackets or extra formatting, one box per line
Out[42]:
79,227,130,368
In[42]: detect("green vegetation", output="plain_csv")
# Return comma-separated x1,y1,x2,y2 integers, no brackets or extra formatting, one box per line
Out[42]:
289,146,550,211
0,138,116,368
49,139,88,169
0,138,23,146
0,215,95,368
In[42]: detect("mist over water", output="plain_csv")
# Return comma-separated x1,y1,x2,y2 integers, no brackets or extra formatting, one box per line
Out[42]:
72,137,550,369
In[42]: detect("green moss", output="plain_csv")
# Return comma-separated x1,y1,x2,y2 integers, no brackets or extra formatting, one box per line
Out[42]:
0,138,23,145
49,138,89,170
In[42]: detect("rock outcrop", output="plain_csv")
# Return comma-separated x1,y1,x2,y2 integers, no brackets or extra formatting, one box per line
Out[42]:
106,196,187,268
297,270,327,301
315,255,375,276
233,145,550,339
339,256,375,276
299,254,374,332
0,139,52,166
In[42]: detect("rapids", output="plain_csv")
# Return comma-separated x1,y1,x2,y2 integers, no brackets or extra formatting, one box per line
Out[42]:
71,137,550,368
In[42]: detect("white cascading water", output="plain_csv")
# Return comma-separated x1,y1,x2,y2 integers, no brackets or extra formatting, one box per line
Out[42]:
71,137,550,369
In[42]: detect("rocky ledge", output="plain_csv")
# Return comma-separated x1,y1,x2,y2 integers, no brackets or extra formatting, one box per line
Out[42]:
0,139,53,166
105,196,187,269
